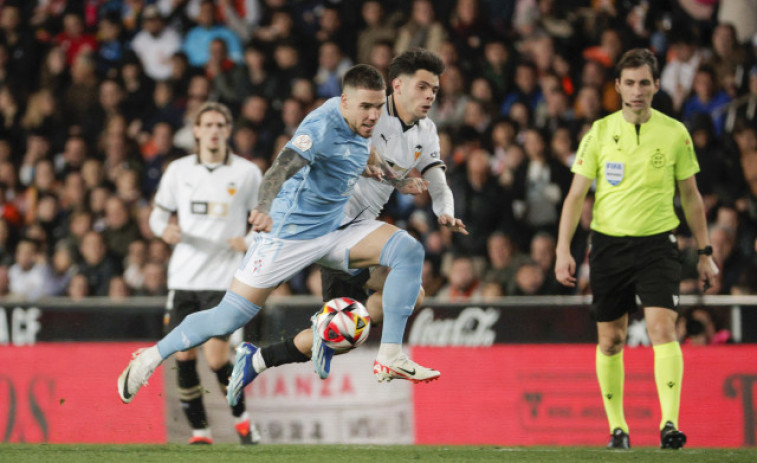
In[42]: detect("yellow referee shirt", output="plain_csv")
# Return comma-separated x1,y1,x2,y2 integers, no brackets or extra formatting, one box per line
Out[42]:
572,109,699,237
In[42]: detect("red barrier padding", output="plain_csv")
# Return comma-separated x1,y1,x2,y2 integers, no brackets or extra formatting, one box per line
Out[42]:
0,343,165,443
412,345,757,447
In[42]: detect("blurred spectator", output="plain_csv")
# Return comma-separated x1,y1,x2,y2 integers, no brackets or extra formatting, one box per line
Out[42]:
182,0,242,67
437,255,483,301
483,231,525,292
395,0,447,56
47,244,76,296
55,12,97,67
137,260,168,296
356,1,397,65
661,30,704,113
500,61,541,117
108,275,131,299
123,239,147,291
677,307,732,345
313,41,352,99
508,259,546,295
449,149,514,257
96,13,125,78
724,65,757,133
77,230,121,296
511,128,572,242
8,238,50,300
102,196,141,262
428,64,469,130
682,65,732,136
707,23,749,94
67,272,90,300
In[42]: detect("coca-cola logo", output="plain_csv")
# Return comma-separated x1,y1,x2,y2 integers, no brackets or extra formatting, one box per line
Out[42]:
408,307,500,346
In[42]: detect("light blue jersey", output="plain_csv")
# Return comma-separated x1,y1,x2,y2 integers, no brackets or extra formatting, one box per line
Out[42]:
269,97,371,239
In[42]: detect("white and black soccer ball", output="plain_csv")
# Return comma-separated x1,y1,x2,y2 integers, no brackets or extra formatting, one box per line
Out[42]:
314,297,371,350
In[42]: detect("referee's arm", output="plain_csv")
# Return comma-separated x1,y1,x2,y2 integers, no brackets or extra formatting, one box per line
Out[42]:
555,173,593,287
678,175,720,289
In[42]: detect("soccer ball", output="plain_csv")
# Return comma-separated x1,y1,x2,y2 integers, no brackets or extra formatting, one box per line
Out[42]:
314,297,371,350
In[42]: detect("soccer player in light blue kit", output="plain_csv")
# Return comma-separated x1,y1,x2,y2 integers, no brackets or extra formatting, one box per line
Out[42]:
118,64,438,405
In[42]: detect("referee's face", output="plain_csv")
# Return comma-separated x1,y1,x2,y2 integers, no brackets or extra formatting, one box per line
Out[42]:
615,65,659,114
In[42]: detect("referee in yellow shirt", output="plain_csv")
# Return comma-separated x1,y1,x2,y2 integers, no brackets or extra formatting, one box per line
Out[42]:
555,48,719,450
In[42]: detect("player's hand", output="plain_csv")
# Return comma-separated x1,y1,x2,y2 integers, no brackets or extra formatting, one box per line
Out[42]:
438,215,468,235
248,208,273,233
397,177,429,195
698,255,720,293
555,250,576,287
228,236,248,252
362,164,383,181
161,223,182,245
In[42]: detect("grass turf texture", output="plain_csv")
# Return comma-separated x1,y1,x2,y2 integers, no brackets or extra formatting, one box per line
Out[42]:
2,445,756,462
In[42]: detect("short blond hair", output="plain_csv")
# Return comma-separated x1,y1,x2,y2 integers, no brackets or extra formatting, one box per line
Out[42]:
193,101,233,126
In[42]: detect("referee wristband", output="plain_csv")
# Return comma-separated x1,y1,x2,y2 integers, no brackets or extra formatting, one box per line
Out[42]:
697,245,713,256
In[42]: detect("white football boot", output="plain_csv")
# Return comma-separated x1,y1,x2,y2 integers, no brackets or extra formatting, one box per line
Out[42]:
117,345,163,403
373,353,440,383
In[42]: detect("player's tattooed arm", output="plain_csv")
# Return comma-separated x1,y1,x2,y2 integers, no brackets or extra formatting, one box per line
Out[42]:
254,147,308,213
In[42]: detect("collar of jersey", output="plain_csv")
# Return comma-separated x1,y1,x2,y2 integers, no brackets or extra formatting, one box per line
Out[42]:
387,95,417,132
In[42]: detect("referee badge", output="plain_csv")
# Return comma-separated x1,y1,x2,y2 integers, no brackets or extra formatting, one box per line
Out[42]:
605,161,625,186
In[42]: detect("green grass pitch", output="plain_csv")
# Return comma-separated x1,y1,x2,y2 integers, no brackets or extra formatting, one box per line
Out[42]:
2,444,757,463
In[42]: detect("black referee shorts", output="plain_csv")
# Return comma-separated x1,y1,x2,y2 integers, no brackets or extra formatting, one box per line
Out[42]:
320,266,370,303
589,230,682,322
163,289,229,341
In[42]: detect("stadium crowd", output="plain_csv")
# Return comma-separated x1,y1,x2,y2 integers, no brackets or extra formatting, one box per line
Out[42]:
0,0,756,303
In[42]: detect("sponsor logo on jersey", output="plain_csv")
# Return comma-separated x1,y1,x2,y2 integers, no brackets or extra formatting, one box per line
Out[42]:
605,162,624,186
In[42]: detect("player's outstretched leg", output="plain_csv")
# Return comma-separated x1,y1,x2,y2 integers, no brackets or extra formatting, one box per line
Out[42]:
117,346,163,404
373,230,439,383
118,291,260,403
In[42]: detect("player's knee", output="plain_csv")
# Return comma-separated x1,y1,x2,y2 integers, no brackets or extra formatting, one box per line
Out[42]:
598,336,624,355
380,230,424,271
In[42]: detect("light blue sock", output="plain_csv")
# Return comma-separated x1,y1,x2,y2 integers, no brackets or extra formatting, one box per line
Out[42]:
378,230,424,344
157,291,260,358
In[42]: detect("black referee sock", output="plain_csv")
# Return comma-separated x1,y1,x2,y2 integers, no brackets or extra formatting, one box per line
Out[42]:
176,359,209,430
213,362,246,417
262,338,310,367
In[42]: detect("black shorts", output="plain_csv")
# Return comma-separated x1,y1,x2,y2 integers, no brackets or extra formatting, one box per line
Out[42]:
163,289,229,341
589,231,682,322
320,266,370,303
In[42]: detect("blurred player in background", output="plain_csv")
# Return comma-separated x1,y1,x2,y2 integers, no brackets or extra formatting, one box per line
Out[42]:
148,102,262,444
227,49,467,406
119,64,439,407
555,49,719,450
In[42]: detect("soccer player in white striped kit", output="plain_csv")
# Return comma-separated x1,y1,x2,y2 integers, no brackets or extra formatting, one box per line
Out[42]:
148,102,262,444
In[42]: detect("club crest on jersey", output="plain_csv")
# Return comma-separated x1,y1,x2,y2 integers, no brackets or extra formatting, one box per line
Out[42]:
293,134,312,151
413,144,422,160
651,149,665,168
605,161,624,186
227,182,237,196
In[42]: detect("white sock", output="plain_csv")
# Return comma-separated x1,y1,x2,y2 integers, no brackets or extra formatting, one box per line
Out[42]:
234,411,250,425
192,428,212,439
376,343,403,363
252,350,267,373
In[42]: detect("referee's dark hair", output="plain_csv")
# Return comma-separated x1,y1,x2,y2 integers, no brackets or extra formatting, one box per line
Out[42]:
388,48,446,84
342,64,385,92
193,101,233,126
615,48,660,80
